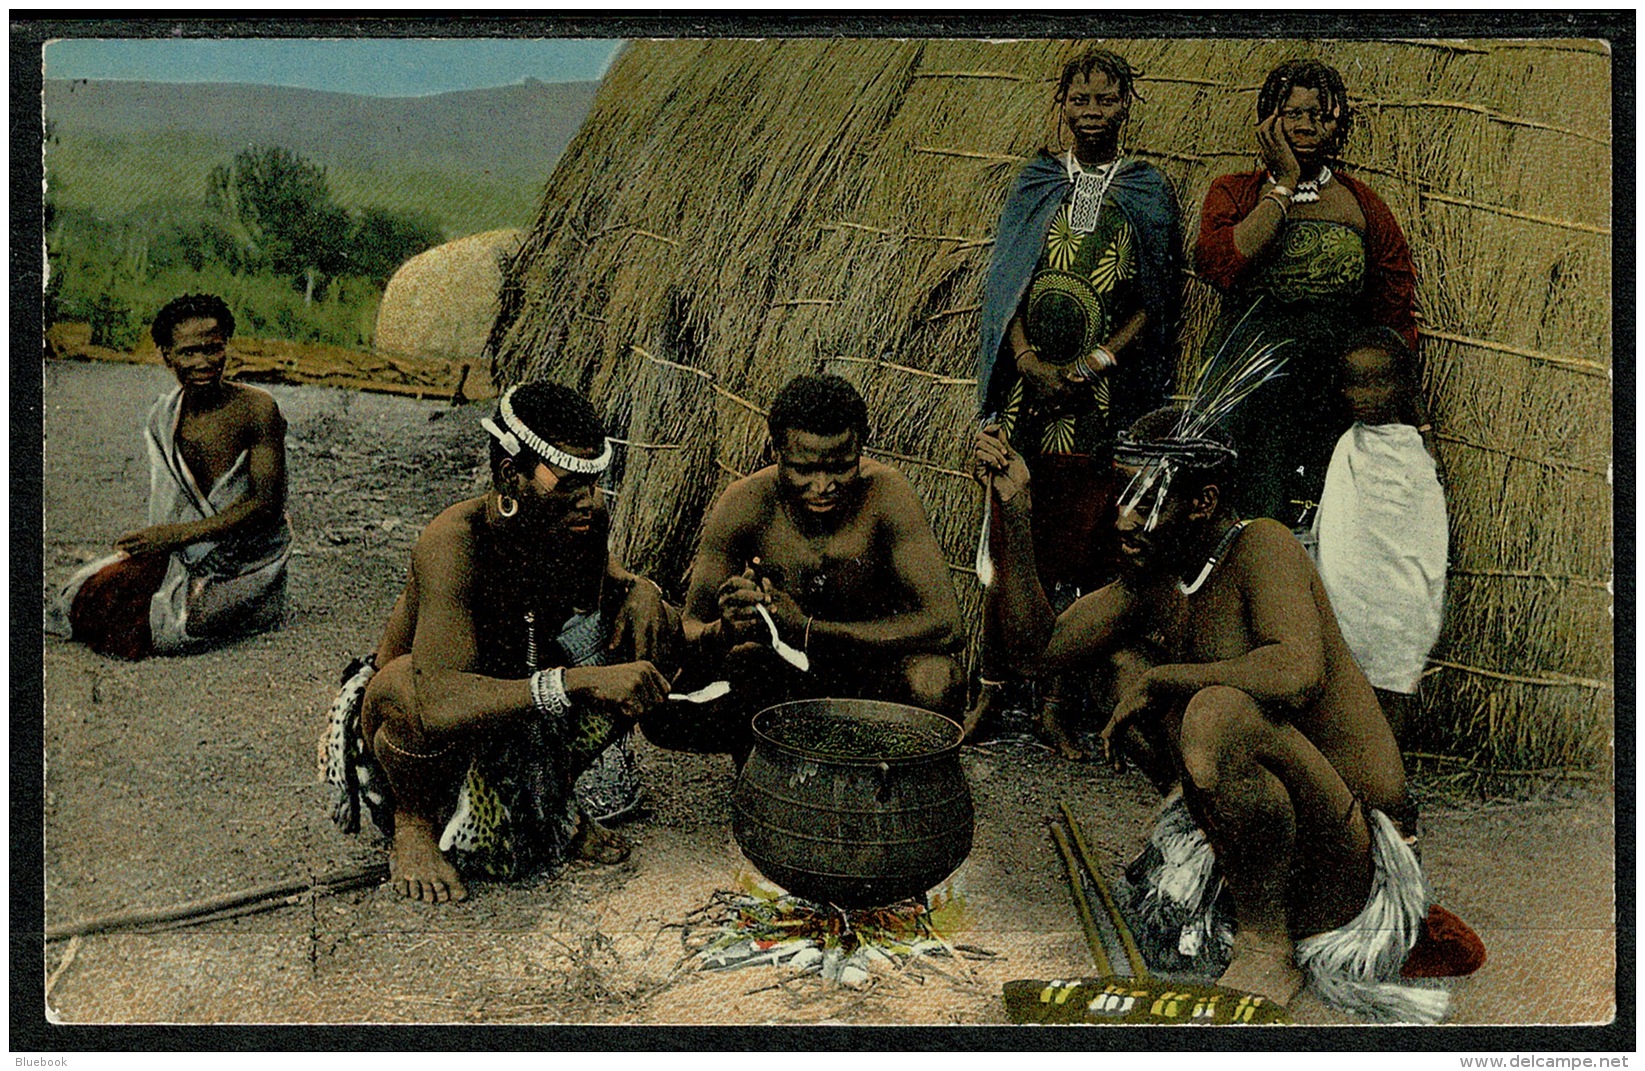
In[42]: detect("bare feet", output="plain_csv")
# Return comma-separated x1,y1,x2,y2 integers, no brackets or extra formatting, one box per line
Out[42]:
389,811,467,903
570,813,631,864
961,681,1005,743
1216,930,1305,1006
1038,698,1087,761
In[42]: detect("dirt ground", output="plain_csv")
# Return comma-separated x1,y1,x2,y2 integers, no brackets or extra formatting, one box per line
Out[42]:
38,358,1617,1028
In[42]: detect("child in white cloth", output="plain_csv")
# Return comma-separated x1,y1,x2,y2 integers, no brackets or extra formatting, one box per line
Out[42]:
1312,328,1447,740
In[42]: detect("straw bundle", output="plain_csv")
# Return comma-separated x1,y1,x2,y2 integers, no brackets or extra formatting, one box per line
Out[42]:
377,228,524,362
490,38,1613,772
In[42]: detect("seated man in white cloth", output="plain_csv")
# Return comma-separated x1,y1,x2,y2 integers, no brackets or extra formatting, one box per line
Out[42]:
320,382,675,904
1313,327,1447,742
973,399,1448,1023
45,294,290,659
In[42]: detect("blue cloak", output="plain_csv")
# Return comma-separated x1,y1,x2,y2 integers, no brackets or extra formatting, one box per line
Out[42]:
976,151,1182,427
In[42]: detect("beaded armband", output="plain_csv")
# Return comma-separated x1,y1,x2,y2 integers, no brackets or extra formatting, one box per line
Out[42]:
529,667,572,719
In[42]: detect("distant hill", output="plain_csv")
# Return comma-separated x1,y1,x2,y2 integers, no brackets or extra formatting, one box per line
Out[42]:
43,78,600,235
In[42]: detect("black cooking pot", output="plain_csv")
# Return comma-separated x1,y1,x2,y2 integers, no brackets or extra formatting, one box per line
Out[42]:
730,698,974,908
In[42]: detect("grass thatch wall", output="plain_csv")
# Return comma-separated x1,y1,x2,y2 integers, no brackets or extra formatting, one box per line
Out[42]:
489,38,1614,773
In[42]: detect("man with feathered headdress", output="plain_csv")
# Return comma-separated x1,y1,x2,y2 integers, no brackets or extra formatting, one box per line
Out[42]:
971,336,1468,1021
319,382,677,904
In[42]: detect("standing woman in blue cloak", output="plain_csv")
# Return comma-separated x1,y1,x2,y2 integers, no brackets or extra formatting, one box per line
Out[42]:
965,48,1183,754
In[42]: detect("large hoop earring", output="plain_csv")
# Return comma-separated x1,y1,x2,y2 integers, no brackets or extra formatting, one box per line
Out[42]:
497,493,519,519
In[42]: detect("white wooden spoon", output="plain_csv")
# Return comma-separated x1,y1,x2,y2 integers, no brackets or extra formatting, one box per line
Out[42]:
668,680,732,703
975,472,994,587
755,603,811,672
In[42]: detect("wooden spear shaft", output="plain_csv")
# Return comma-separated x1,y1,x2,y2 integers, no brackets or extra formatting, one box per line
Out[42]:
45,863,388,941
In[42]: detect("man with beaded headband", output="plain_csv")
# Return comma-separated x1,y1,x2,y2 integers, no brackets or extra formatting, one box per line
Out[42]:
972,339,1462,1019
320,382,675,903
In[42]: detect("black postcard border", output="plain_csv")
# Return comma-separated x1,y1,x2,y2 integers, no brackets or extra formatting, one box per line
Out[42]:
10,10,1634,1055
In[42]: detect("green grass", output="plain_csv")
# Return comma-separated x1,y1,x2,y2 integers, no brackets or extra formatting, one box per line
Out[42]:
327,164,541,239
46,131,542,238
51,257,384,353
44,128,541,349
45,132,229,213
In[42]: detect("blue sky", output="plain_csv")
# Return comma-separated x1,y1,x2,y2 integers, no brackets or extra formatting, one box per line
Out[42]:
42,38,625,96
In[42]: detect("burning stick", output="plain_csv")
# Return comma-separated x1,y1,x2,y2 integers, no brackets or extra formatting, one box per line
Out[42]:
684,884,985,987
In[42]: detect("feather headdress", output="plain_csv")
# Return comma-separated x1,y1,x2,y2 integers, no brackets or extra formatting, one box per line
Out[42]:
1114,300,1290,532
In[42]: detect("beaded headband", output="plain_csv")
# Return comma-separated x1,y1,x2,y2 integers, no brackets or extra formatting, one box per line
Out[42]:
481,385,613,475
1113,434,1239,469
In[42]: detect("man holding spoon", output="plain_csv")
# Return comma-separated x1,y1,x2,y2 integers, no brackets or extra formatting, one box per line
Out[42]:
656,375,964,764
320,382,674,904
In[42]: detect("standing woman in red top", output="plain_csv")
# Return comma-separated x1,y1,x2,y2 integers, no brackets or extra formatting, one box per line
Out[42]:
1195,59,1421,530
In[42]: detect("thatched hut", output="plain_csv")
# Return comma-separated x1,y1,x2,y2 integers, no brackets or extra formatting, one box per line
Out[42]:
489,38,1613,773
376,227,525,396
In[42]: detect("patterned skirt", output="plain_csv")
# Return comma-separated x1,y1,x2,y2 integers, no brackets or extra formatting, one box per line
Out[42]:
318,643,629,881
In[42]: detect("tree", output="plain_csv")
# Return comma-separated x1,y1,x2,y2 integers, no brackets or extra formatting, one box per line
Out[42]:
346,207,443,286
143,204,249,275
208,146,350,303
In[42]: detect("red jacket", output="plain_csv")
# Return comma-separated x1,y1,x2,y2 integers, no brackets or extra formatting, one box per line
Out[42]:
1194,169,1418,350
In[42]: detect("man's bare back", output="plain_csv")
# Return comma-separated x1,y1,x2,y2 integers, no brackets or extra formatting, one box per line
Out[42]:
1113,519,1406,816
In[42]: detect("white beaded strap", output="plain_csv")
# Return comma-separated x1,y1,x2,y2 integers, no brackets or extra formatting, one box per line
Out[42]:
481,385,613,474
529,667,573,719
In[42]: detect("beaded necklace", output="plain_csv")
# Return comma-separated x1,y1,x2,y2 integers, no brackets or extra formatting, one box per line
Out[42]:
1065,150,1125,233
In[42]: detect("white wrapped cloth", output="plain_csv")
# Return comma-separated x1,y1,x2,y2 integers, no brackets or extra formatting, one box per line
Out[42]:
45,386,290,653
1312,423,1447,694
